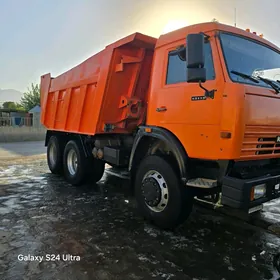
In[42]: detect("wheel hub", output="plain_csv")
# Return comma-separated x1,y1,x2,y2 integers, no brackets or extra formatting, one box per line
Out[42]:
67,149,78,176
141,170,169,213
142,177,161,207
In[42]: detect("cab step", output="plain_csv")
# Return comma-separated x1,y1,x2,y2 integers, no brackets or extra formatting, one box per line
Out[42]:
105,167,130,180
186,178,218,188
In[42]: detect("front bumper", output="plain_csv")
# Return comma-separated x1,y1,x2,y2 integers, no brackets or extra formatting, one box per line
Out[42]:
221,174,280,210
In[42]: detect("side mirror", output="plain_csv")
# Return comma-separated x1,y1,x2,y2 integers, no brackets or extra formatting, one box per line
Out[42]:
187,68,206,83
186,33,206,83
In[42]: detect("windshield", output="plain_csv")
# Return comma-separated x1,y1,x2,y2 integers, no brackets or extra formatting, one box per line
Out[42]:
220,32,280,88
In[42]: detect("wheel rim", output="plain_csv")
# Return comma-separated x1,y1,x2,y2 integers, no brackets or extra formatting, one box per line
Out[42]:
49,143,57,167
141,170,169,213
67,149,78,176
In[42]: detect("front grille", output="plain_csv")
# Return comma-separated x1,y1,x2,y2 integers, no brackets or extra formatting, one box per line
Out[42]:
256,138,276,155
275,143,280,154
241,125,280,158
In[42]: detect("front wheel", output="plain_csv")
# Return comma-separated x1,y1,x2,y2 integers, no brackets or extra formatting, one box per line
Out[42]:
135,155,194,229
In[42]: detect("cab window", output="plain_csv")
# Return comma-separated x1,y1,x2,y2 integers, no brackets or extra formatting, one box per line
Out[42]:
166,42,215,84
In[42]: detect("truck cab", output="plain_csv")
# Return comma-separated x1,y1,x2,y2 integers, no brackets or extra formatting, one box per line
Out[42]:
148,22,280,160
136,22,280,211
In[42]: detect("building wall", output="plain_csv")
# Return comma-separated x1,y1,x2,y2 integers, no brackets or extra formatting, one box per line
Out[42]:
32,112,42,128
0,126,46,143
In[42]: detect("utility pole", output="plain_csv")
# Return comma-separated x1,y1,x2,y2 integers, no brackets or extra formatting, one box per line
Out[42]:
234,8,237,27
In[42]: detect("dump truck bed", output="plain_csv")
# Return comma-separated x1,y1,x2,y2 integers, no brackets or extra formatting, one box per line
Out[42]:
40,33,156,135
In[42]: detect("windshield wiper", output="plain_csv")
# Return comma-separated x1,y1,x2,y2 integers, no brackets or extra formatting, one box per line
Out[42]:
230,70,280,93
257,76,280,93
231,70,259,83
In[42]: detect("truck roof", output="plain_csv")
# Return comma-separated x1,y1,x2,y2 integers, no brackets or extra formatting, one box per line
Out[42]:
156,22,280,52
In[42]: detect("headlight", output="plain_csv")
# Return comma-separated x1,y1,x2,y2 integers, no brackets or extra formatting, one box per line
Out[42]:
251,184,266,200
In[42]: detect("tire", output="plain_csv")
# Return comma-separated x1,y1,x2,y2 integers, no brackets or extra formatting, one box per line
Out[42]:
135,155,194,229
87,158,105,183
63,140,87,186
47,136,63,174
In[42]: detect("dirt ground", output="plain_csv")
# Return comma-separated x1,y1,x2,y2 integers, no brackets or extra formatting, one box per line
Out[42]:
0,155,280,280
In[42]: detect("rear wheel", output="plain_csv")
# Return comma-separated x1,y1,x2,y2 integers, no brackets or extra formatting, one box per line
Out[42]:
63,140,87,186
135,155,194,229
47,136,63,174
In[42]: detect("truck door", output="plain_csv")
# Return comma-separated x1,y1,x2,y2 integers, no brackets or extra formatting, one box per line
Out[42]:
146,32,225,158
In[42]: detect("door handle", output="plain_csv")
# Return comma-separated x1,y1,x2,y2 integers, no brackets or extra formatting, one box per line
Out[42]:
156,106,167,112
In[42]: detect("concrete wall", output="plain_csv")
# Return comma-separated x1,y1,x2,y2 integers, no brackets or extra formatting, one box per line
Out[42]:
0,126,46,143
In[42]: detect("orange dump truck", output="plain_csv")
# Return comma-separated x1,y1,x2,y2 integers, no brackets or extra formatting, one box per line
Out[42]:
41,22,280,229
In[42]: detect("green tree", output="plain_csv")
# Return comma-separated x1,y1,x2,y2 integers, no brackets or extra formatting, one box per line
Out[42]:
2,101,24,111
20,83,40,111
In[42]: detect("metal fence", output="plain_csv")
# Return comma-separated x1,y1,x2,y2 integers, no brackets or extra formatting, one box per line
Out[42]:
0,117,33,127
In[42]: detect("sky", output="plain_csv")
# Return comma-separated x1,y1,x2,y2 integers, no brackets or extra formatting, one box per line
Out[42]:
0,0,280,93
